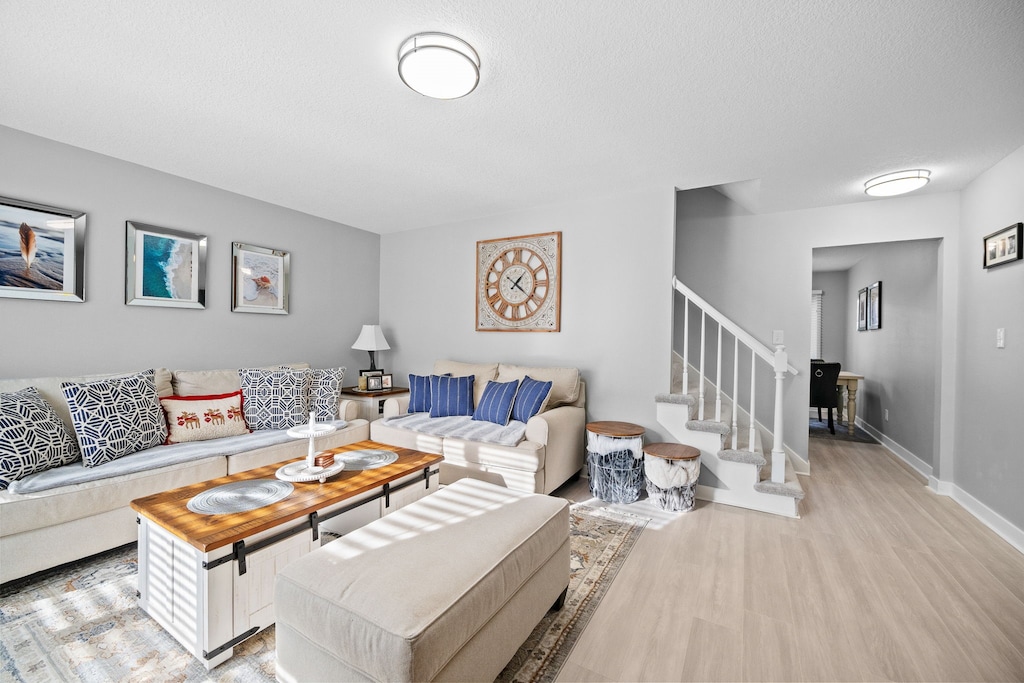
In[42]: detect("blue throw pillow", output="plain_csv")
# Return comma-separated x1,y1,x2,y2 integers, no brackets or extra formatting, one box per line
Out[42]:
511,375,553,423
429,374,475,418
408,373,433,413
472,379,520,426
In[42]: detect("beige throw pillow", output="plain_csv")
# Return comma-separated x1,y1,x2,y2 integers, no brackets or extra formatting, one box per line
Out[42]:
496,364,580,407
161,391,250,444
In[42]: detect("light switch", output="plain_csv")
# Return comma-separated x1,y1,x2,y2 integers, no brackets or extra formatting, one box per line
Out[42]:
772,329,784,345
997,328,1005,349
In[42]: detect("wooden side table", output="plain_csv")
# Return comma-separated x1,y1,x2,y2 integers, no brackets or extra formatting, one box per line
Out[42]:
340,386,409,423
585,421,645,504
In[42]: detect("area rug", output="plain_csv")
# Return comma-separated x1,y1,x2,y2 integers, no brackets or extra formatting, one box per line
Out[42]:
0,503,648,683
809,416,877,443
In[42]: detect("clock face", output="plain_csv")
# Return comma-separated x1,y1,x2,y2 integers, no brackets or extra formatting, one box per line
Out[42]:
477,233,560,332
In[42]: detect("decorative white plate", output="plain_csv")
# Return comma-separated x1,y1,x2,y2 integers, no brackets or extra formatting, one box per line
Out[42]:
276,459,347,483
187,479,294,515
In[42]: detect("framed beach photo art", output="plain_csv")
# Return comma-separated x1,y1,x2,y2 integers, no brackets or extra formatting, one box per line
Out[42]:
0,195,86,302
867,281,882,330
126,221,206,309
232,242,290,314
857,287,868,331
982,222,1022,269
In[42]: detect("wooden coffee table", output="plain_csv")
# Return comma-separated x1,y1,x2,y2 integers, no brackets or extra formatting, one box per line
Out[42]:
130,440,442,670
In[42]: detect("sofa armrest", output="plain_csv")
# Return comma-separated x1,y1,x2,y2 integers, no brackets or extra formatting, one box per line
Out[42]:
339,399,360,422
382,395,411,419
526,405,586,493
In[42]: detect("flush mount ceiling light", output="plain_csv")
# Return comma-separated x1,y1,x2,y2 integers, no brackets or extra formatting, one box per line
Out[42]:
398,32,479,99
864,169,931,197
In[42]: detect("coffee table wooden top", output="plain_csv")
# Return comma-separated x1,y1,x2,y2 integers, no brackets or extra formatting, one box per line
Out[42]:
586,421,645,437
130,440,442,553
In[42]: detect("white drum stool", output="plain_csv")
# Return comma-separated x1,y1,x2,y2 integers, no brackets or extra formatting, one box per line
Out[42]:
643,443,701,512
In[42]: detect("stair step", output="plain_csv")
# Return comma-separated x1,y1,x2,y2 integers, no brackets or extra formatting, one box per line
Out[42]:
718,449,766,466
654,392,695,406
753,479,806,500
685,420,732,435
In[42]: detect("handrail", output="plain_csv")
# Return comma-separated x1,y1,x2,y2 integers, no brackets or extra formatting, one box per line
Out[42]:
672,276,799,375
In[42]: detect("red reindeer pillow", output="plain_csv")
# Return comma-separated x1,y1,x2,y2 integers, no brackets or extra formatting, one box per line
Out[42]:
159,391,250,444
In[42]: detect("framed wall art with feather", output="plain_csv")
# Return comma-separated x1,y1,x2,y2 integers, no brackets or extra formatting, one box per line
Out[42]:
0,196,86,302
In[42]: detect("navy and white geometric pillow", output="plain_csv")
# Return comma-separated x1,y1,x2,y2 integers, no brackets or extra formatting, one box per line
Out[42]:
61,369,167,468
239,367,311,430
309,367,345,421
0,386,82,488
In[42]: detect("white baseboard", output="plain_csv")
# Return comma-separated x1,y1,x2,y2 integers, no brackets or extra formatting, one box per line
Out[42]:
856,417,932,479
928,480,1024,556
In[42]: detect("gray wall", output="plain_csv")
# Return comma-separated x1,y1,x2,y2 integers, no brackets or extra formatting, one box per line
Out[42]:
675,185,961,472
837,240,939,467
810,270,848,364
380,187,677,438
957,144,1024,528
0,126,380,378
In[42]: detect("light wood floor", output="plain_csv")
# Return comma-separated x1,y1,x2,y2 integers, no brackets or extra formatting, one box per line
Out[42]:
549,436,1024,682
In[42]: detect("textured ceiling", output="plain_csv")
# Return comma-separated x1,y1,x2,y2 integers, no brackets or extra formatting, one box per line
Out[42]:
2,1,1023,234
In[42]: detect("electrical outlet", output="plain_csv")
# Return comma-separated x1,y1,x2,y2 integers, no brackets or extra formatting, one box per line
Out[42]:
884,409,889,421
772,329,784,345
997,328,1005,348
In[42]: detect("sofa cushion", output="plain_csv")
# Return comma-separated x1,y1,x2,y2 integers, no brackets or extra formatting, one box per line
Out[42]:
511,376,553,423
496,364,580,407
160,390,250,444
172,362,311,396
310,367,345,421
429,375,475,418
239,367,311,430
62,369,167,468
0,387,81,488
433,360,498,407
473,379,520,426
378,414,527,447
0,369,172,435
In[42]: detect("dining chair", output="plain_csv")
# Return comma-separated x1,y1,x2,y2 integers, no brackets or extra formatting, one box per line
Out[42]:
809,361,842,434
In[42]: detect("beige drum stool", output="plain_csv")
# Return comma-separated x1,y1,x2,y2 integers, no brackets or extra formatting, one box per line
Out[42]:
643,443,701,512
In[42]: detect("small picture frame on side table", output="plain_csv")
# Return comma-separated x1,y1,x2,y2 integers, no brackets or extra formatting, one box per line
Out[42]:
366,375,384,391
360,369,383,378
381,374,393,389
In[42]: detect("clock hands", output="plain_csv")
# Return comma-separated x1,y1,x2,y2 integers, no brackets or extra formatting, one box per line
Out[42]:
506,273,527,293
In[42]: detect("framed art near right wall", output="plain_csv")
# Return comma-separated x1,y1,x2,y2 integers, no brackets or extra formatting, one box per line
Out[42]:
983,222,1022,269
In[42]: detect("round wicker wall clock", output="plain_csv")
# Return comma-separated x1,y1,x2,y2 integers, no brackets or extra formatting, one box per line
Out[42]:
476,232,561,332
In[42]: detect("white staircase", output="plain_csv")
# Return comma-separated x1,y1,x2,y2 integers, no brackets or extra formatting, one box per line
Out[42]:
659,278,805,518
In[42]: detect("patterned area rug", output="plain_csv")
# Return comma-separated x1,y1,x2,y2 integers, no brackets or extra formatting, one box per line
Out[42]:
0,503,647,683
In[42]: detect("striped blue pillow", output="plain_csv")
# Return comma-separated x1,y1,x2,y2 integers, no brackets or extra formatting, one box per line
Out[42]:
472,379,520,426
408,374,433,413
511,375,553,423
429,374,475,418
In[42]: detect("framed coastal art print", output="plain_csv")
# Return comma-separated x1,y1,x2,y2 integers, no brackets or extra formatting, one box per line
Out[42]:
867,281,882,330
856,287,868,331
0,195,86,302
983,222,1022,269
231,242,289,314
126,221,206,308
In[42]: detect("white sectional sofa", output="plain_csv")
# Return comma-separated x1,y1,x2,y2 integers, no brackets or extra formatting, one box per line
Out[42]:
370,360,586,495
0,365,369,584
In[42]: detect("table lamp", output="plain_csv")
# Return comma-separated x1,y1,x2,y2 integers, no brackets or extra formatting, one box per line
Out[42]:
352,324,390,372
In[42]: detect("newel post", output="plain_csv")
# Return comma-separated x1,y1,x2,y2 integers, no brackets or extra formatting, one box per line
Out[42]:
771,344,788,483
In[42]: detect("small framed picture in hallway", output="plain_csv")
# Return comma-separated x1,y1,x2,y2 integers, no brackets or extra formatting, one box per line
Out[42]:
857,287,868,331
867,281,882,330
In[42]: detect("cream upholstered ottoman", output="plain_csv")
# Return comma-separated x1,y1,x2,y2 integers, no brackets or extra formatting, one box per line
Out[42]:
274,478,570,682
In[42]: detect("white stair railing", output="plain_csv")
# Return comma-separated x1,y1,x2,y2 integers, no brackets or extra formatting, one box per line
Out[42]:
673,277,799,483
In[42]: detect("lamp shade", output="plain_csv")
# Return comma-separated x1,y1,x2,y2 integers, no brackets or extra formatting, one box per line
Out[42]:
864,169,931,197
351,324,391,352
398,32,479,99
